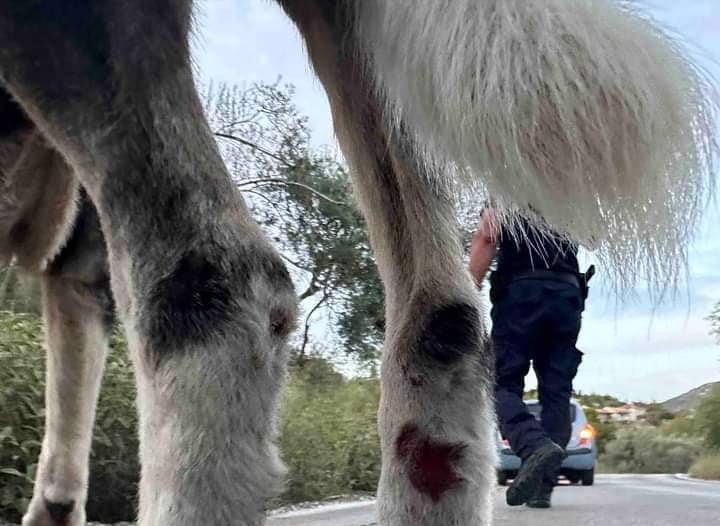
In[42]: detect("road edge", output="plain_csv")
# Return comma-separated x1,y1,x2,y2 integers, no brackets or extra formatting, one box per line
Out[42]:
269,499,377,519
673,473,720,485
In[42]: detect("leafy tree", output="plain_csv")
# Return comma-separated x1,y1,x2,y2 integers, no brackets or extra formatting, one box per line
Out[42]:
0,312,383,521
205,82,385,363
524,389,625,410
660,413,700,438
695,385,720,451
573,391,625,409
643,403,676,427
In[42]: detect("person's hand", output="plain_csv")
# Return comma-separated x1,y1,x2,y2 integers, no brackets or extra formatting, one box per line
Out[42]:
476,208,499,245
469,208,499,285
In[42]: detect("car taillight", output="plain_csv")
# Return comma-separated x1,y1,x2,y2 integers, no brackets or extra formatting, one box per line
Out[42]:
579,424,596,446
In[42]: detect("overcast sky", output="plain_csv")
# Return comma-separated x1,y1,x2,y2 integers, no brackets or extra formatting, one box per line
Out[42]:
192,0,720,402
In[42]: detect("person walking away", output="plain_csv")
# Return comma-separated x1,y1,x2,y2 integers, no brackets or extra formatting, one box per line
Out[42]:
469,209,594,508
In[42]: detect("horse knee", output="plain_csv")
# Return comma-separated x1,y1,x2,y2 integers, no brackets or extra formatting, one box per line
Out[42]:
417,301,484,366
134,241,297,369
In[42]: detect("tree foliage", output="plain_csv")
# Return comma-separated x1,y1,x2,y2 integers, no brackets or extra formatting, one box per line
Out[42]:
695,385,720,451
572,392,625,409
603,428,703,474
524,389,625,410
689,453,720,480
278,357,381,503
642,403,675,427
0,312,382,522
0,311,138,523
204,82,384,363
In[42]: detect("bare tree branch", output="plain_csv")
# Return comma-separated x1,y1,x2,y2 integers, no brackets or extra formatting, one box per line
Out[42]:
238,177,347,206
216,130,347,206
280,253,312,274
222,108,263,129
241,189,289,223
241,190,318,280
214,132,293,167
298,289,329,365
299,280,321,301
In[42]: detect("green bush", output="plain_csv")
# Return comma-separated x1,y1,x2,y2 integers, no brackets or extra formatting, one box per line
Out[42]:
0,312,45,522
642,403,676,427
695,385,720,451
688,453,720,480
277,356,380,503
0,311,138,523
602,428,704,474
659,414,700,438
1,313,382,523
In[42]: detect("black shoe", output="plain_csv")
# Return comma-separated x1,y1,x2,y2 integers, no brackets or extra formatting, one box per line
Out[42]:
526,485,553,509
506,442,564,506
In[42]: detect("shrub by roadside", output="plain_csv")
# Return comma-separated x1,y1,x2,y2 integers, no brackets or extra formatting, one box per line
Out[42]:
602,428,704,474
276,356,381,504
0,312,44,522
0,311,138,524
694,385,720,451
0,311,382,523
688,453,720,480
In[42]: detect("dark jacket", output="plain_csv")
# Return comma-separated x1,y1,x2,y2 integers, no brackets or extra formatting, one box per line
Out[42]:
490,218,582,302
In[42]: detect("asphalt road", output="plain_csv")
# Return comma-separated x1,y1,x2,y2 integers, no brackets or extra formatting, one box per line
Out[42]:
267,475,720,526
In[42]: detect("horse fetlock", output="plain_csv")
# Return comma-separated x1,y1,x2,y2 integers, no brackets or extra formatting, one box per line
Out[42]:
22,490,85,526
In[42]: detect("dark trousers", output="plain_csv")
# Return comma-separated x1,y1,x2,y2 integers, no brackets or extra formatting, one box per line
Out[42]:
492,279,584,462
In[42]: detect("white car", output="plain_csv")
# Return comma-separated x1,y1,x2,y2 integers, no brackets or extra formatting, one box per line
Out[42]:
496,399,597,486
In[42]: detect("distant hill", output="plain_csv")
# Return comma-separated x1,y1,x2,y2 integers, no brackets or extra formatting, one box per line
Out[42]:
662,382,720,414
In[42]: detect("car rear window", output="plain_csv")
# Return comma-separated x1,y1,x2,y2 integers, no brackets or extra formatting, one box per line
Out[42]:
526,402,576,422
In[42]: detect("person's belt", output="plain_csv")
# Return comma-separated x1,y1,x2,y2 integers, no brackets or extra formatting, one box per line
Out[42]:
508,269,581,288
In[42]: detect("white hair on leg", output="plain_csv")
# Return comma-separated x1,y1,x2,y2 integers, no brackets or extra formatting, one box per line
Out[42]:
22,276,110,526
353,0,718,292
